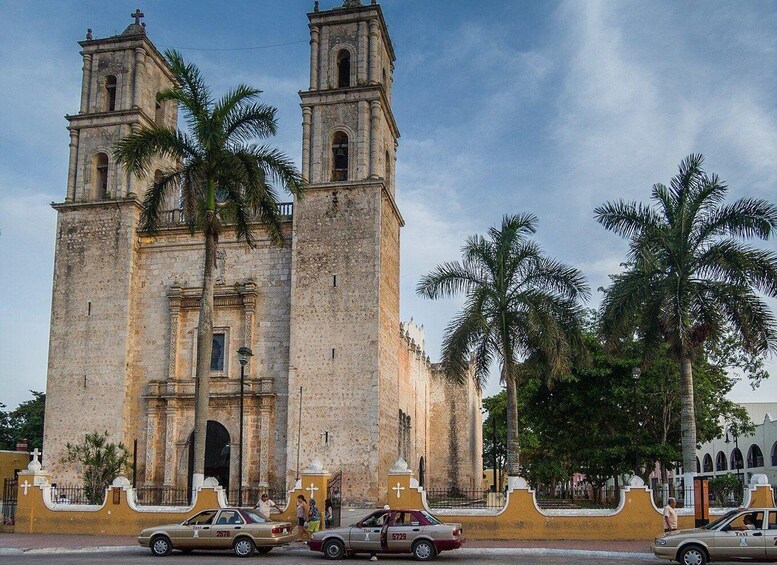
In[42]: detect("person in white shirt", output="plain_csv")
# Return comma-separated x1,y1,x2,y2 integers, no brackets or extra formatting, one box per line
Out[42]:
663,497,678,532
256,492,276,517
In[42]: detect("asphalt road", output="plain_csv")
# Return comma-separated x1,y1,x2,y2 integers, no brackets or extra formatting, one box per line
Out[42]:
0,548,662,565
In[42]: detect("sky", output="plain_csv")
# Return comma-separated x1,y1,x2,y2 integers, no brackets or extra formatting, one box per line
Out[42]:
1,0,776,410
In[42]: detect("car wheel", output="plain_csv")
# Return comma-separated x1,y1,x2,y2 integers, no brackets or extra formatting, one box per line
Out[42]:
256,546,272,554
150,535,173,557
323,539,346,560
412,539,436,561
678,545,707,565
233,537,255,558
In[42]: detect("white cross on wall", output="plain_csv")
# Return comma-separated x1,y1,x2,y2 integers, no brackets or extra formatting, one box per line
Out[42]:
21,480,31,495
392,482,405,499
307,482,319,499
31,448,40,460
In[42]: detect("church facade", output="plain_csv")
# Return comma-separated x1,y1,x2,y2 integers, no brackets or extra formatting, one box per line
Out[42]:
42,1,482,503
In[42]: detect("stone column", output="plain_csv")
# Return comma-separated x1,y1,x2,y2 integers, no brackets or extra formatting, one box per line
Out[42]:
145,406,159,483
168,289,181,380
309,26,320,90
301,106,312,184
368,19,380,84
311,106,322,182
369,100,381,178
66,129,79,202
132,47,146,109
127,123,141,197
358,21,368,84
79,53,93,113
163,405,177,486
258,406,271,487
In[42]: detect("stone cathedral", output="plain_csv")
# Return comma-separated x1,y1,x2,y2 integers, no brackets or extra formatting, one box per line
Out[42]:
42,1,482,503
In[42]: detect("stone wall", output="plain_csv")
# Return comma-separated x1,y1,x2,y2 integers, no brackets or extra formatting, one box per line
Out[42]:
427,363,483,491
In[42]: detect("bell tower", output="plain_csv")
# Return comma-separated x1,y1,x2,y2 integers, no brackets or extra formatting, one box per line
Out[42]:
43,13,178,480
287,0,404,502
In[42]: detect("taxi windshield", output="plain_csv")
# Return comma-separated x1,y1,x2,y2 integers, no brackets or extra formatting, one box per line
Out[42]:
703,510,739,530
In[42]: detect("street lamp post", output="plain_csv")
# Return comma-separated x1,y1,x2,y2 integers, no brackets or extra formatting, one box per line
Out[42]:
237,346,253,507
632,367,641,479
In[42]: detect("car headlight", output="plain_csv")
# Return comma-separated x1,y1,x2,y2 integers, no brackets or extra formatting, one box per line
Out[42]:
658,538,667,546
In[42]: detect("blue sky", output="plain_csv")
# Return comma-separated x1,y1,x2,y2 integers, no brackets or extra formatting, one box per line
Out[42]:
1,0,776,410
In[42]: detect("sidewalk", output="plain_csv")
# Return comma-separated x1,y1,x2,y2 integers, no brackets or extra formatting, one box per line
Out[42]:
0,532,652,556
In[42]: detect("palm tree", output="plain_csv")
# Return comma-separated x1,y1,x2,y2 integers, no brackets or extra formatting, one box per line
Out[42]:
595,154,777,487
417,214,589,478
114,50,303,492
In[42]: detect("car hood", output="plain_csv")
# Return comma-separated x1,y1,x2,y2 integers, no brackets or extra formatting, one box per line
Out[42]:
139,523,182,534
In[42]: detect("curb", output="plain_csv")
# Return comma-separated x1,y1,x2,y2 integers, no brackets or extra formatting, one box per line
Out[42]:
0,544,656,559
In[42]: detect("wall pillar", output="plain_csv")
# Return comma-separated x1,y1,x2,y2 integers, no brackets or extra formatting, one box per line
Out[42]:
66,129,79,202
258,406,272,487
163,405,177,486
276,459,330,522
144,406,159,484
385,458,424,508
301,106,312,183
79,53,92,113
132,47,146,109
309,26,320,90
167,288,181,380
368,19,380,84
369,100,380,179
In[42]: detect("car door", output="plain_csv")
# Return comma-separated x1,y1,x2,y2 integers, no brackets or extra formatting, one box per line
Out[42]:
385,511,422,552
348,511,387,553
712,510,766,561
765,510,777,559
208,510,247,548
179,510,219,549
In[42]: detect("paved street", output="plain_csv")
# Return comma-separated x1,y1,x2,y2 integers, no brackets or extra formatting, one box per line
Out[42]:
0,547,660,564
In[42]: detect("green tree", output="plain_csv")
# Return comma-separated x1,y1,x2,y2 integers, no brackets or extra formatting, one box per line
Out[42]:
417,214,590,477
114,51,303,490
482,392,507,488
0,392,45,451
61,431,131,504
595,154,777,485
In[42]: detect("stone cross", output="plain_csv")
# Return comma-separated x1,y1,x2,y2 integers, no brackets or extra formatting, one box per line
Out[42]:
131,9,145,25
392,482,405,499
307,482,319,500
31,448,40,461
21,480,31,495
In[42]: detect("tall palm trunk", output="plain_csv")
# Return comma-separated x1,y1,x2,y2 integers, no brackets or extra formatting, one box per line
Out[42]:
191,207,217,493
505,367,521,477
679,352,697,497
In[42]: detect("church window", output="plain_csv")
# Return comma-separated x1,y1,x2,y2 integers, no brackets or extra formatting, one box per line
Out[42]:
331,132,349,181
211,333,225,372
385,150,390,184
155,99,164,125
398,410,411,462
337,50,350,88
93,153,109,199
105,75,117,111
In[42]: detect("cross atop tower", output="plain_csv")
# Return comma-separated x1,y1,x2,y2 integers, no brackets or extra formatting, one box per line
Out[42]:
131,9,144,26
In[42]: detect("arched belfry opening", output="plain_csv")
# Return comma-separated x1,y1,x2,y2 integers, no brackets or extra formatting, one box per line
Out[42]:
105,75,117,111
93,152,109,199
337,49,350,88
187,421,231,492
331,131,349,181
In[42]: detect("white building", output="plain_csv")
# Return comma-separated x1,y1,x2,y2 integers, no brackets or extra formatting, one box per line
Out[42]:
695,403,777,484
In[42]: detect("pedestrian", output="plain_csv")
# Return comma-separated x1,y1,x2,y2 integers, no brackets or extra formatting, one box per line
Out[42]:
295,494,310,541
324,498,334,528
663,497,678,532
308,498,321,533
255,492,276,517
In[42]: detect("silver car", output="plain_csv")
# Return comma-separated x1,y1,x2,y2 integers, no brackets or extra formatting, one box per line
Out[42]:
307,508,464,561
652,508,777,565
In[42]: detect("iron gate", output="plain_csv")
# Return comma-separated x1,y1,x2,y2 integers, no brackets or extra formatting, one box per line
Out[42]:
326,471,342,528
2,477,17,524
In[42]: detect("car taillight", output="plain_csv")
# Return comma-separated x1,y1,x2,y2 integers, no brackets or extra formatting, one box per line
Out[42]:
271,526,285,534
453,528,462,537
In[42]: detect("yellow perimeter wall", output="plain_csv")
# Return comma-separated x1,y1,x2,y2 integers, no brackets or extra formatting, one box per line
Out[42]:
386,471,776,541
0,451,29,484
12,464,775,541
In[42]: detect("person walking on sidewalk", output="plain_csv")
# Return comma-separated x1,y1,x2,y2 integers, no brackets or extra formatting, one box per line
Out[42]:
307,499,321,533
295,495,310,542
663,497,678,532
